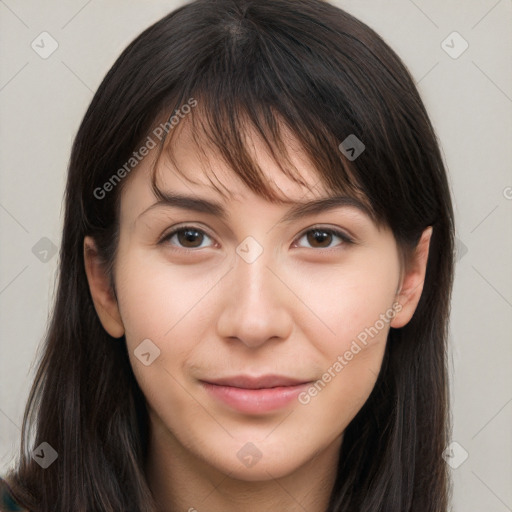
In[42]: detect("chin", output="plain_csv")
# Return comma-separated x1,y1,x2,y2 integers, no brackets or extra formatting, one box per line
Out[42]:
203,438,307,481
223,459,299,482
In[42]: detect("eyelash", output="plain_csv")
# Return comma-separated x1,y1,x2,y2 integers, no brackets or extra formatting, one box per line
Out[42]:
158,224,355,252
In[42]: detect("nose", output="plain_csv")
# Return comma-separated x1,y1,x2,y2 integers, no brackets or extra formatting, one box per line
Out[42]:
215,248,294,348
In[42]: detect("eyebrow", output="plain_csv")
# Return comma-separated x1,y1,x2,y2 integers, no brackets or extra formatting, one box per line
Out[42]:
136,191,373,224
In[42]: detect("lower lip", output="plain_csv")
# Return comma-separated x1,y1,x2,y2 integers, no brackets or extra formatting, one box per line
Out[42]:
201,382,310,414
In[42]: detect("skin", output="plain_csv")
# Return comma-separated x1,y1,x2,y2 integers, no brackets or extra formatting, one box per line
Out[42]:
84,118,432,512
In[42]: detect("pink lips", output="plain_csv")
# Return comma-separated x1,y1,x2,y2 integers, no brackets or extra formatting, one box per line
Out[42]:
200,375,312,414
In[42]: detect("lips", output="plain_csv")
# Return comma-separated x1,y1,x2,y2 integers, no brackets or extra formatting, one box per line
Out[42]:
200,374,313,414
202,374,311,389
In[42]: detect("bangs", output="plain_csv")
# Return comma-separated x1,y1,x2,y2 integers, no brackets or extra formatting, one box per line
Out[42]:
147,91,380,227
122,0,417,233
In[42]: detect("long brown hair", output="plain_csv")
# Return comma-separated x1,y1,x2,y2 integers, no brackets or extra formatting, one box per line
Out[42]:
5,0,455,510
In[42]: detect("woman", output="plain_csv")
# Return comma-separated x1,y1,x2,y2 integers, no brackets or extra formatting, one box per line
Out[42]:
1,0,455,510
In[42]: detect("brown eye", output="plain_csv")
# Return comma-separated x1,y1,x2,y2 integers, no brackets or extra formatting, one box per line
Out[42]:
306,229,333,248
296,228,353,250
177,228,204,248
161,226,213,249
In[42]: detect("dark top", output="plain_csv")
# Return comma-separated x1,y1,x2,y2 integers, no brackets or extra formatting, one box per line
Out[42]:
0,477,28,511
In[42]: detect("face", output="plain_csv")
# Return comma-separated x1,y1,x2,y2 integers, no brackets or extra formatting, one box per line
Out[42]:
85,118,430,483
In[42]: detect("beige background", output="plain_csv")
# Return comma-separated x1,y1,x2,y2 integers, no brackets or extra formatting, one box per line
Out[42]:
1,1,511,510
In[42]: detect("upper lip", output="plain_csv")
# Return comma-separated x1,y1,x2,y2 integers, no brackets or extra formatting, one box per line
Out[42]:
202,375,312,389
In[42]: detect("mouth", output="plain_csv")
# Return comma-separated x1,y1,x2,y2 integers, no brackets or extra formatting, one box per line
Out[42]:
200,374,313,414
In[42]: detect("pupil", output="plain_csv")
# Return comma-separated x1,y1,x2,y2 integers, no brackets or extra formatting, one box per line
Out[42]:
308,230,331,247
179,229,202,247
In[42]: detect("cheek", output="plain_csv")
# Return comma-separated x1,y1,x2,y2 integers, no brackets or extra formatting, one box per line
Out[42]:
291,254,398,423
115,249,222,346
296,296,390,437
115,262,201,423
298,346,386,445
113,251,225,403
287,251,400,356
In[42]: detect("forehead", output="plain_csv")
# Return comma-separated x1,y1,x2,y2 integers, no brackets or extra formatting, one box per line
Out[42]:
120,114,333,217
169,114,327,199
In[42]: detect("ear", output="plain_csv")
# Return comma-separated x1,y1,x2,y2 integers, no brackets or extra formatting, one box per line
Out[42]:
83,236,125,338
390,226,433,329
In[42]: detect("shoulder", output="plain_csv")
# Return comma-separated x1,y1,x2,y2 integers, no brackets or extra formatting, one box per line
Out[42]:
0,476,29,512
